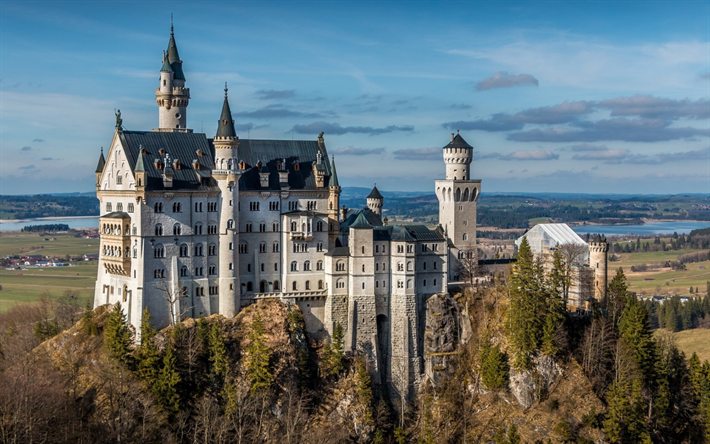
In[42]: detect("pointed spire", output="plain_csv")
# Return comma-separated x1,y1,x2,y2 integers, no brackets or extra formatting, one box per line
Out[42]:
95,147,106,173
216,83,236,139
135,147,146,172
166,20,185,81
330,155,340,187
367,184,383,199
161,50,173,73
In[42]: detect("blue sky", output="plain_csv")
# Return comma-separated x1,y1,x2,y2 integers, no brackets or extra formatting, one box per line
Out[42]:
1,1,709,194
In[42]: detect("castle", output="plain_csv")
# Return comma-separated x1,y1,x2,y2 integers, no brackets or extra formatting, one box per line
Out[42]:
93,26,480,399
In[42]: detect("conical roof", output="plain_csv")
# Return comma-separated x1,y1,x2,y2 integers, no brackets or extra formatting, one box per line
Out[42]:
329,155,340,187
391,225,415,242
216,84,237,138
134,150,146,172
443,132,473,149
350,211,372,229
367,184,383,199
160,51,173,73
95,148,105,173
166,25,185,81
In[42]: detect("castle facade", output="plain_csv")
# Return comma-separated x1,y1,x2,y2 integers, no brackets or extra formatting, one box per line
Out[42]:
93,27,480,398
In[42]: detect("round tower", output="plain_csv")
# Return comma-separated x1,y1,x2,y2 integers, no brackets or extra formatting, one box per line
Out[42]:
589,235,609,302
443,130,473,180
366,184,383,218
155,25,190,131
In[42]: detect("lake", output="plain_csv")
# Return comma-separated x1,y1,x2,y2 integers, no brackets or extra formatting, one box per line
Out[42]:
572,220,710,237
0,216,99,231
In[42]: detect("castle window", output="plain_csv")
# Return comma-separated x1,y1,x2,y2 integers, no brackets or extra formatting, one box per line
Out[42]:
154,202,163,213
154,244,165,258
273,223,279,232
208,224,218,235
289,201,298,211
155,224,163,236
259,223,266,232
463,220,468,226
274,263,278,271
375,245,379,253
462,233,467,241
246,282,253,292
304,261,311,271
207,202,217,212
259,242,267,253
316,260,323,271
336,279,345,289
173,202,181,213
247,264,252,272
179,244,189,257
397,280,403,289
227,219,234,229
423,262,427,270
376,281,379,288
382,263,386,271
180,266,189,277
362,264,365,272
229,262,233,270
239,242,248,254
407,261,412,271
292,281,298,291
194,223,203,235
195,287,204,297
318,280,323,290
407,245,413,253
362,282,365,289
433,261,437,270
127,203,134,213
433,279,437,286
250,202,260,211
260,263,265,272
229,242,233,250
336,261,345,272
195,202,203,212
209,244,216,255
269,201,279,211
116,203,123,212
362,246,365,254
316,221,323,231
209,265,216,275
397,245,404,253
106,203,112,213
376,263,379,271
397,262,403,271
273,242,280,253
382,245,386,253
154,269,165,279
246,223,252,232
291,261,298,272
116,175,123,185
173,223,181,236
194,244,203,256
423,279,427,286
273,280,280,291
433,243,439,252
305,281,311,290
317,242,323,252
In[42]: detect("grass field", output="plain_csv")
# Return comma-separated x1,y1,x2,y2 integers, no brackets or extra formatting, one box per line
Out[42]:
611,248,709,296
0,231,99,312
655,328,710,363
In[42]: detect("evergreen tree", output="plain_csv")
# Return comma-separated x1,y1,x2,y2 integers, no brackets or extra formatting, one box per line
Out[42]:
137,308,160,388
355,356,374,423
607,268,628,327
480,341,509,389
81,300,98,336
603,381,631,443
104,302,133,365
208,321,228,381
154,344,181,416
247,311,273,392
540,312,559,356
627,379,652,443
322,323,345,377
619,295,657,386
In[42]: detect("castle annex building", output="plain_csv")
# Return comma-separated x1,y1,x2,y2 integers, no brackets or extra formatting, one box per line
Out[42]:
93,27,481,399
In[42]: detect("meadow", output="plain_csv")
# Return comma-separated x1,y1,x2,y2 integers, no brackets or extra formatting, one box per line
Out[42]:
0,231,99,312
656,329,710,363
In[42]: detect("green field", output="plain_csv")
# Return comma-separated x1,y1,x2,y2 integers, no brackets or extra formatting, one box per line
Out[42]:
611,248,709,297
656,329,710,363
0,231,99,312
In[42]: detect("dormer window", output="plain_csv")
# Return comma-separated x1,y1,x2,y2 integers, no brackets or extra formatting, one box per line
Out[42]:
159,149,166,156
173,159,181,170
192,159,201,170
294,161,300,171
154,159,163,170
239,161,246,170
276,161,282,170
196,149,203,156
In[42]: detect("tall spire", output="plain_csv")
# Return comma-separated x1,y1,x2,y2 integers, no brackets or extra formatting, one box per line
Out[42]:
216,82,236,139
330,155,340,187
95,147,105,173
166,19,185,81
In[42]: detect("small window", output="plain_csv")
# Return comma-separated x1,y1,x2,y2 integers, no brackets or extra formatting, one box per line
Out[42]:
106,203,112,213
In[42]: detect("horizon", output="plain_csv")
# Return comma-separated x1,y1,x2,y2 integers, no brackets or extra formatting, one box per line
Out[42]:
1,1,709,195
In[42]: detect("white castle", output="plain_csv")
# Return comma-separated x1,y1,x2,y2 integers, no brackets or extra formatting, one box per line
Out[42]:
93,26,481,398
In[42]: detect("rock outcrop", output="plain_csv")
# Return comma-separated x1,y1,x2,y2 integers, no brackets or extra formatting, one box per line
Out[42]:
423,293,471,386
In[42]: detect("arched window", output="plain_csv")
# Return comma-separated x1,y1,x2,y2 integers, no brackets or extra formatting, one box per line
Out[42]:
259,242,267,253
316,221,324,231
375,245,379,253
179,244,189,257
154,244,165,258
154,202,163,213
376,263,379,271
317,260,323,271
305,281,311,290
173,202,181,213
292,281,298,291
291,221,297,232
227,219,234,229
407,279,412,288
194,223,203,235
362,264,365,272
273,280,280,291
462,233,467,241
180,265,189,277
318,280,323,290
194,244,203,256
273,242,280,252
376,281,379,288
173,223,181,235
208,243,217,256
336,261,345,272
246,223,252,232
291,261,298,271
155,224,163,236
362,282,365,289
407,261,412,271
336,279,345,289
132,225,137,235
304,261,311,271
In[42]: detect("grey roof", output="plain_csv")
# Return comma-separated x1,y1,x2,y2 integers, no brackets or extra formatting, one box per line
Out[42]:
160,52,173,73
340,208,382,231
95,148,105,173
134,150,146,172
367,185,383,199
166,27,185,81
230,139,335,191
391,225,415,242
329,156,340,188
324,246,349,257
216,87,236,139
372,224,445,242
100,211,130,219
119,130,216,191
350,212,372,229
443,133,473,149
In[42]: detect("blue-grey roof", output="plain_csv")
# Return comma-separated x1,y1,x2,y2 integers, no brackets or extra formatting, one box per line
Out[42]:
324,246,349,257
166,28,185,81
216,90,236,139
340,208,382,231
350,212,372,229
371,224,445,242
329,156,340,188
443,133,473,149
95,149,105,173
367,185,383,199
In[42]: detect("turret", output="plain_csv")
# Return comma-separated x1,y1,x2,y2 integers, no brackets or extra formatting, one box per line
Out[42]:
443,131,473,180
95,147,105,189
366,184,383,218
589,235,609,303
155,24,190,131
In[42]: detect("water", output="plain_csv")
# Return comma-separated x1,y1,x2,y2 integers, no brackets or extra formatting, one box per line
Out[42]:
0,216,99,231
572,220,710,237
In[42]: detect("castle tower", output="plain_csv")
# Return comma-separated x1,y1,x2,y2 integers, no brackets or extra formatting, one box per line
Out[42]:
155,24,190,131
213,84,240,317
327,154,341,244
589,235,609,302
366,184,383,218
434,132,481,281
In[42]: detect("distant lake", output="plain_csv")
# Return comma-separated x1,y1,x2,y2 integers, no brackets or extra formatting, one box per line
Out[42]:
572,221,710,236
0,216,99,231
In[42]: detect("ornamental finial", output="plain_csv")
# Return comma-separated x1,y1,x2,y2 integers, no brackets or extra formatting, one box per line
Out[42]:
224,82,228,98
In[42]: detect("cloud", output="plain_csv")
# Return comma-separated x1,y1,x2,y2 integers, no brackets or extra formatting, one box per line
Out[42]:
572,149,630,161
256,89,296,100
569,146,709,164
474,151,502,160
508,118,708,142
21,146,32,151
233,123,269,131
499,150,559,161
291,121,414,136
450,103,472,110
32,138,44,142
333,146,385,156
475,71,539,91
597,95,710,120
233,105,335,119
562,143,609,152
18,164,38,174
443,100,594,132
392,147,440,161
41,157,55,161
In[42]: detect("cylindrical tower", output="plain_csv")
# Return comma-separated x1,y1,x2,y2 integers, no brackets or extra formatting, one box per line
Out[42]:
155,25,190,131
589,235,609,302
366,184,383,218
443,131,473,180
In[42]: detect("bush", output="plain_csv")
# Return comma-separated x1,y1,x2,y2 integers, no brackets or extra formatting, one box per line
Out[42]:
547,398,560,411
581,407,601,429
555,420,575,442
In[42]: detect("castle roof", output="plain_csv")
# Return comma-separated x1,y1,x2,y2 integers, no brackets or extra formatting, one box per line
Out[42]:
329,156,340,188
95,148,105,173
367,185,383,199
372,224,446,242
216,85,236,139
443,133,473,149
515,223,587,252
160,52,173,73
134,150,146,172
350,212,372,229
324,246,349,257
340,208,382,230
166,26,185,81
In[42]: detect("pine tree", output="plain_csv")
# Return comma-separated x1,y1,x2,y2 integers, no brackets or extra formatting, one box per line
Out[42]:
619,295,657,387
154,344,181,416
81,300,98,335
104,302,133,365
247,311,273,392
137,308,160,388
355,357,374,423
323,323,345,377
540,312,559,356
208,321,228,381
607,268,628,327
628,379,652,443
603,381,631,443
480,341,509,389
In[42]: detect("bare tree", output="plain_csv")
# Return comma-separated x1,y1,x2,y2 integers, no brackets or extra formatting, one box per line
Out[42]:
155,279,188,326
559,243,588,305
457,249,479,293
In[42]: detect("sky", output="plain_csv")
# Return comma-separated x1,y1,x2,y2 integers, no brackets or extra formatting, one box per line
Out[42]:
1,1,709,195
